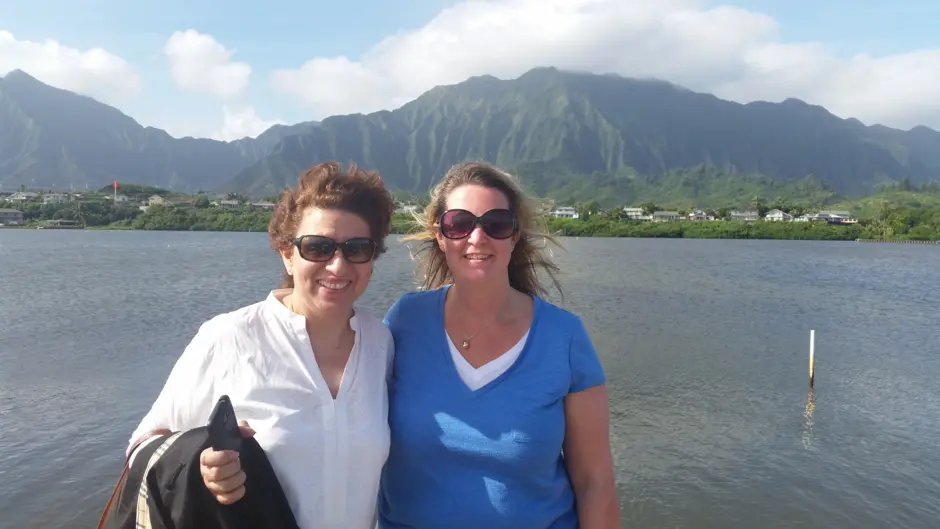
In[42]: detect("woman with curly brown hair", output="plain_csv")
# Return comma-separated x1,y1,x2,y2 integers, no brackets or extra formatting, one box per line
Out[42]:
126,162,397,529
378,162,620,529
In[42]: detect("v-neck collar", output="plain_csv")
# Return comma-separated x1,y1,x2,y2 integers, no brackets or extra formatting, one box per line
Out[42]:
265,289,362,401
437,285,541,397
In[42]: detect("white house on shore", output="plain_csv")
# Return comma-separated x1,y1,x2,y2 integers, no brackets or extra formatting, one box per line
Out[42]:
621,207,650,220
686,209,714,221
764,209,794,221
796,211,858,224
0,208,23,225
651,211,681,222
728,210,760,221
396,203,420,214
8,192,38,202
551,206,579,219
43,193,71,204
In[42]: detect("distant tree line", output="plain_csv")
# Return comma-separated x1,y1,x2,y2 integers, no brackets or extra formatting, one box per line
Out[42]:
572,195,836,222
3,187,938,241
546,203,940,241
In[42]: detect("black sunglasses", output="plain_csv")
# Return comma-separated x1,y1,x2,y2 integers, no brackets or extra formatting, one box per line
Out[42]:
292,235,377,263
438,208,517,240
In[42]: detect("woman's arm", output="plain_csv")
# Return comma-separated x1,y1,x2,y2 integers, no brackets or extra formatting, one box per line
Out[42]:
563,384,620,529
127,320,222,455
563,316,620,528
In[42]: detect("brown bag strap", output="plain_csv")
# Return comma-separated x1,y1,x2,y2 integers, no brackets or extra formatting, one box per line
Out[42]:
95,463,130,529
96,429,173,529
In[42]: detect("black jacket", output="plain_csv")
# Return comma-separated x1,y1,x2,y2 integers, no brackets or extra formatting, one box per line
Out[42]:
99,427,300,529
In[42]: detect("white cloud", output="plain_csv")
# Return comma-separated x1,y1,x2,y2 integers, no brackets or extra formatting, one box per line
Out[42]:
164,29,251,99
212,105,284,141
161,30,278,140
0,30,139,104
270,0,940,130
155,105,283,141
0,28,277,141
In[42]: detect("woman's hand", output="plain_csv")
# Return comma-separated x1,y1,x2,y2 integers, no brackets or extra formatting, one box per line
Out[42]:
199,420,256,504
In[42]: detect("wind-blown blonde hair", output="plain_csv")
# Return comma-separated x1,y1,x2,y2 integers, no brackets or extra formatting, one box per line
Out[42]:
403,161,564,299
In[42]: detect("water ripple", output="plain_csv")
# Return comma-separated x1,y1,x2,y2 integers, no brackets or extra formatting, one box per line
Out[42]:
1,232,938,528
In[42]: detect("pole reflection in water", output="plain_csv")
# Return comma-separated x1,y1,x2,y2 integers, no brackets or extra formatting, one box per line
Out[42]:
802,388,816,451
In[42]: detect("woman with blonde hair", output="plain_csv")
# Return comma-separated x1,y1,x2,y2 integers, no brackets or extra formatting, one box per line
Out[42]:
378,161,619,528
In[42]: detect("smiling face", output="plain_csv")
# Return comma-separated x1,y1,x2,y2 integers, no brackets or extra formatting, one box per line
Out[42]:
436,183,518,285
281,207,373,315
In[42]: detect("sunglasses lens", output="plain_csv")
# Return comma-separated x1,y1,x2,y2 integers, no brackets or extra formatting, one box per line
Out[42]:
298,236,336,261
480,209,516,239
440,210,476,239
342,238,377,263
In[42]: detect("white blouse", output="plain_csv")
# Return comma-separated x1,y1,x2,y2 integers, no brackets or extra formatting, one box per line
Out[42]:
128,289,394,529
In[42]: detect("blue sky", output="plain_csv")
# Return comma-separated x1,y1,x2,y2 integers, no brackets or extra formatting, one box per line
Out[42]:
1,0,456,64
0,0,457,136
719,0,938,54
1,0,938,138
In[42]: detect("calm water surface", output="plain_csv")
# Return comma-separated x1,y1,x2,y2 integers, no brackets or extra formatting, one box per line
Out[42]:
1,230,938,528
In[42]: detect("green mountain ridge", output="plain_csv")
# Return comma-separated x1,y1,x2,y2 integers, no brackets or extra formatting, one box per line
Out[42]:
225,67,940,200
0,70,256,191
1,67,939,207
0,70,318,191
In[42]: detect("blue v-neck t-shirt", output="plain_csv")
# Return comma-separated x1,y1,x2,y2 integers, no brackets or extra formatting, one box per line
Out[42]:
377,286,607,529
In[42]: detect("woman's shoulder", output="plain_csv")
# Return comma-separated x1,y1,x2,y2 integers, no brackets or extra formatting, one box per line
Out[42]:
384,288,445,327
353,308,392,341
352,308,395,372
532,296,583,329
532,297,605,391
395,288,444,308
202,298,269,332
185,296,277,355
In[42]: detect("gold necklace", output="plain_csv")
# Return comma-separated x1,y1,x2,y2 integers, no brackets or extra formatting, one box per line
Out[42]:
460,329,484,350
456,303,508,350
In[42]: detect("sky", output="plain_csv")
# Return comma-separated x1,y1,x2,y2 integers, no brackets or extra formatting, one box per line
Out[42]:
1,0,938,141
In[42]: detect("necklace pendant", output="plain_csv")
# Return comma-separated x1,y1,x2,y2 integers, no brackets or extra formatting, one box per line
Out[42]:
461,339,470,349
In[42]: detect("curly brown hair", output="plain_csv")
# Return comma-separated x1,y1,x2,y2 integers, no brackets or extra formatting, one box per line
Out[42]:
403,161,564,299
268,161,395,288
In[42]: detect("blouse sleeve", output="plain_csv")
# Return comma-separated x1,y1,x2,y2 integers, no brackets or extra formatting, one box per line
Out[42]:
127,320,222,452
568,316,607,393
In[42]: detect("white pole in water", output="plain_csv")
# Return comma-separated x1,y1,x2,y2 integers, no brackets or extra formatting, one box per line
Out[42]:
809,330,816,388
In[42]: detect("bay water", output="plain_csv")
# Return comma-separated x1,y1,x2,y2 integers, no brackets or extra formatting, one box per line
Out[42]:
1,230,938,528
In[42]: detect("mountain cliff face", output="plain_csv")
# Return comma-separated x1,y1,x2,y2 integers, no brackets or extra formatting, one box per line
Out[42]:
2,67,938,200
0,70,270,191
224,67,940,197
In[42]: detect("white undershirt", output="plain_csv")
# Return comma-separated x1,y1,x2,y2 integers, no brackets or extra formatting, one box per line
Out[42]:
447,331,528,391
128,290,394,529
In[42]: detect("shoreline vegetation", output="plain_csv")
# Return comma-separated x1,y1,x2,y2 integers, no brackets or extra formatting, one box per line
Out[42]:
2,182,939,242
